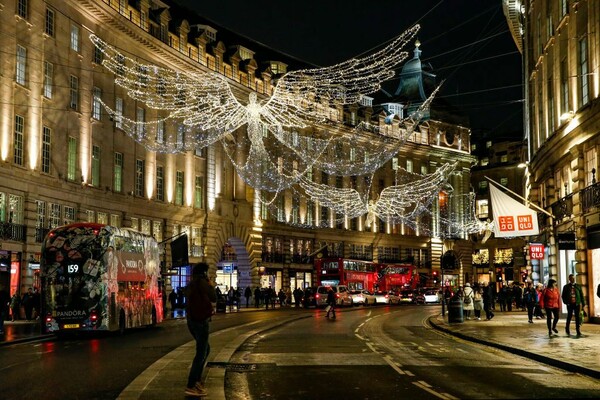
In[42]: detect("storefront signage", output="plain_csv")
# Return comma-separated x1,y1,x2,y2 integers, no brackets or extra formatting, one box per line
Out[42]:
557,233,576,250
529,243,544,260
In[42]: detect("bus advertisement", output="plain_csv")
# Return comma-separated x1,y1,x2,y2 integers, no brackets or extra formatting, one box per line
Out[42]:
316,258,378,291
40,223,164,334
376,264,417,292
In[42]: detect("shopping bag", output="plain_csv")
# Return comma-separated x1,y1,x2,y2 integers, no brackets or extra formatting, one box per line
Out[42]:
325,305,331,313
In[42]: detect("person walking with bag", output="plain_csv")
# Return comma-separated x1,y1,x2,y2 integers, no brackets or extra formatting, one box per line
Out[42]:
462,283,474,320
185,263,217,398
561,274,585,336
539,279,560,337
325,287,336,319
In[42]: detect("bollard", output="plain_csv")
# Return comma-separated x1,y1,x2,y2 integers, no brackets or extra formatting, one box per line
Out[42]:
447,298,464,323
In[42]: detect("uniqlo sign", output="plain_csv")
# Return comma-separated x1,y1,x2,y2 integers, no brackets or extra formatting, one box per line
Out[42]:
498,216,515,232
530,243,545,260
499,215,535,232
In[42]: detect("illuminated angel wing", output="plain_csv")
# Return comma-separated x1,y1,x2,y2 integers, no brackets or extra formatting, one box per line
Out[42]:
261,25,420,127
298,176,368,218
373,162,457,220
90,35,247,135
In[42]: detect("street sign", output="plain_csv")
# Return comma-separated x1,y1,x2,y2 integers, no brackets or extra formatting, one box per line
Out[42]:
222,264,234,274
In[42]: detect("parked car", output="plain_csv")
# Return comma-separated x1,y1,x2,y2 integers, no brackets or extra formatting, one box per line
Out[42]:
301,287,318,308
423,289,441,304
349,289,377,306
315,285,353,307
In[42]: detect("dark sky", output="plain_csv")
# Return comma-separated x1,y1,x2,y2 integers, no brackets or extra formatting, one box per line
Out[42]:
174,0,523,139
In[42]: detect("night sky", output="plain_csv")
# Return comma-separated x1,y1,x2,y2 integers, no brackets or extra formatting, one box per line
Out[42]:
173,0,523,139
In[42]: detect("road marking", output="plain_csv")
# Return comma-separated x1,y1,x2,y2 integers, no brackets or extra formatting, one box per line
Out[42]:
413,381,459,400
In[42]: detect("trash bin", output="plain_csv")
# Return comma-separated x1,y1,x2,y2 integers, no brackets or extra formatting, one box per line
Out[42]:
447,298,464,323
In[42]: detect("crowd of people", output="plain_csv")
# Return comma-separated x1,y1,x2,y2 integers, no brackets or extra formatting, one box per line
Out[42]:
0,285,42,334
450,274,594,338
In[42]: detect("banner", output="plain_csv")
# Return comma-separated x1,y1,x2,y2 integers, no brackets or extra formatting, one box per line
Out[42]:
489,183,539,237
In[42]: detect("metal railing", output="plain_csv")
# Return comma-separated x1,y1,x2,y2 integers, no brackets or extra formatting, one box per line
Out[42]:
0,222,26,242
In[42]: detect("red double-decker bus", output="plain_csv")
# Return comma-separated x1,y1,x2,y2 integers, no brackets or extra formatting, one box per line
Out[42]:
376,264,417,292
315,258,379,291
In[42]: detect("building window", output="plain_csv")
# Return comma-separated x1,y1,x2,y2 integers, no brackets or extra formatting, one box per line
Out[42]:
560,0,568,18
45,8,55,37
481,158,489,166
49,203,61,229
36,200,46,229
86,210,95,223
114,152,123,192
97,212,108,224
115,97,123,129
93,42,104,64
135,159,144,197
585,148,597,186
69,75,78,110
70,24,80,52
421,165,428,175
500,177,508,186
578,37,589,107
500,154,508,163
156,120,165,143
67,137,77,181
92,87,102,120
110,214,121,227
136,107,145,137
486,141,492,148
141,219,151,235
14,115,24,166
8,194,24,224
43,61,53,98
175,171,184,205
42,127,51,174
194,176,203,208
91,145,100,187
16,45,26,85
153,220,162,242
17,0,27,19
140,11,147,30
64,206,75,225
560,58,569,117
406,159,413,173
116,54,125,76
548,74,555,133
478,181,488,190
156,165,164,201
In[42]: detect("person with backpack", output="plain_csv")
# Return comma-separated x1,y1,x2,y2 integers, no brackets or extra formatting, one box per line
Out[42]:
472,283,484,320
462,283,474,320
523,281,538,323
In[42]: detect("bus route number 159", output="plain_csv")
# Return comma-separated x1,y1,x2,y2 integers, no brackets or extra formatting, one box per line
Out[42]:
67,264,79,274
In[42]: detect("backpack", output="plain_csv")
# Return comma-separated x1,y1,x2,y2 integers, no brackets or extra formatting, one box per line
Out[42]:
474,290,482,301
524,289,538,304
463,290,472,304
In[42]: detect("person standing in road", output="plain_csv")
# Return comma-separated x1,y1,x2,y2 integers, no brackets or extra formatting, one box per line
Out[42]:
523,281,538,323
539,279,561,337
462,283,474,320
325,287,336,319
561,274,585,336
482,281,495,320
253,286,261,308
184,262,217,398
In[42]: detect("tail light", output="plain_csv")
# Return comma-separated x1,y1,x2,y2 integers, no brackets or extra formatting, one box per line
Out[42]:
90,310,98,323
45,314,53,323
315,294,320,299
335,293,340,298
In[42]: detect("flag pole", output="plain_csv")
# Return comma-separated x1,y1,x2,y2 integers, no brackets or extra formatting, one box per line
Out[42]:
484,176,554,218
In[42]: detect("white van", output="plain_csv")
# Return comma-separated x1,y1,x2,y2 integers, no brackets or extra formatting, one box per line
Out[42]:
316,285,353,307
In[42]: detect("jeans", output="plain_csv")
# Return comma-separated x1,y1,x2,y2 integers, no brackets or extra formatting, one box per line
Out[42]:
565,303,582,333
545,307,559,332
186,318,210,388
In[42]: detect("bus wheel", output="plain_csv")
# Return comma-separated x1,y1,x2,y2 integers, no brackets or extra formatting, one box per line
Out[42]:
119,310,126,335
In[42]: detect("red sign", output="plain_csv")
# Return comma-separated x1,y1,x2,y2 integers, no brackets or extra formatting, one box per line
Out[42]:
529,243,545,260
498,216,515,232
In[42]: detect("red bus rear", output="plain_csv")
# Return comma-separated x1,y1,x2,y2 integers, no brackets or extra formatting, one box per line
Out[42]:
315,258,378,291
376,264,417,292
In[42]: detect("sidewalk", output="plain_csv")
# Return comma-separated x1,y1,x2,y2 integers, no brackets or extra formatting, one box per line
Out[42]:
429,310,600,379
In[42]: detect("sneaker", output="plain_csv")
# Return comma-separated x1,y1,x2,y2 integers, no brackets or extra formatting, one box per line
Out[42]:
185,386,207,397
194,382,206,392
552,328,558,334
528,320,533,323
566,329,570,336
477,317,481,320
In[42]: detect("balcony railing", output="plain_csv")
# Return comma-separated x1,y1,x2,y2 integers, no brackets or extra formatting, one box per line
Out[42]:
581,182,600,214
0,222,26,242
551,193,573,223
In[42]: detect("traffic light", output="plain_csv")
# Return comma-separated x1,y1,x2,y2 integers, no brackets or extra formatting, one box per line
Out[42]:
432,271,438,283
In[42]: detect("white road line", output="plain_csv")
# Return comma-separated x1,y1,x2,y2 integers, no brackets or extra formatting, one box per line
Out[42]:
413,381,457,400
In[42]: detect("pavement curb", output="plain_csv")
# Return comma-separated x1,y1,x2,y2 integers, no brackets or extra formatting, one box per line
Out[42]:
428,316,600,379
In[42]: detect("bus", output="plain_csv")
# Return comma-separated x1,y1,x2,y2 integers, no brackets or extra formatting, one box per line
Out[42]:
376,264,417,292
40,223,164,334
315,258,379,291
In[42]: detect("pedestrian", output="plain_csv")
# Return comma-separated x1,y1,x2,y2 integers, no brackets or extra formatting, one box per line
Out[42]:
325,287,336,319
244,286,252,308
21,287,34,321
514,282,524,311
227,287,236,311
472,283,483,320
561,274,585,336
184,262,217,398
168,289,177,316
523,281,538,323
278,288,286,307
293,287,303,307
10,292,20,321
32,287,41,320
482,281,495,320
264,286,272,310
0,284,10,335
539,279,561,337
462,283,474,320
253,286,261,308
177,287,185,309
534,283,545,319
498,284,508,312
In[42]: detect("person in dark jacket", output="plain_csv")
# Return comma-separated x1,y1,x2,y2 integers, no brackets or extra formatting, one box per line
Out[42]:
325,287,336,319
21,287,34,320
0,284,10,334
184,263,217,397
561,274,585,336
244,286,252,308
523,281,538,323
482,281,495,320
